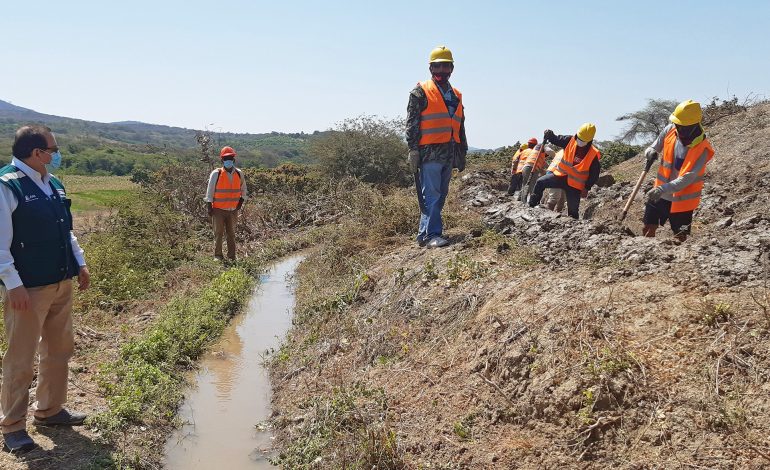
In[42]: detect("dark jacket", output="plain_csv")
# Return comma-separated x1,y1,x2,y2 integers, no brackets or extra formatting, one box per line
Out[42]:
545,132,601,191
406,81,468,168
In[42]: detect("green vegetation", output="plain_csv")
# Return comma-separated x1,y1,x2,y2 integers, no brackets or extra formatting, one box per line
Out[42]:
91,268,254,435
76,193,195,309
312,115,409,186
61,174,139,211
1,100,326,175
595,140,643,169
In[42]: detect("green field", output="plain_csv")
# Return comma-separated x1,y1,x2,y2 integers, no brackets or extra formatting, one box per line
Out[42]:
59,175,139,212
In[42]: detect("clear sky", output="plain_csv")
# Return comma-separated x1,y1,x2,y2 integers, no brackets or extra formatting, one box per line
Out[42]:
2,0,768,148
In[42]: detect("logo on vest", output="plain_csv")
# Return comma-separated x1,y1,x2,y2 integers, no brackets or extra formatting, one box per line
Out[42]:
24,194,39,203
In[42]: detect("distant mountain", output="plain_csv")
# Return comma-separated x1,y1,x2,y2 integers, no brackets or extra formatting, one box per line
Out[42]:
0,99,323,166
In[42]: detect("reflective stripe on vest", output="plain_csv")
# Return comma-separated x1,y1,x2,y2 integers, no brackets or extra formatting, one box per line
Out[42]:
212,168,242,209
524,144,547,172
418,80,463,145
655,127,714,213
515,149,531,174
547,150,564,173
550,138,600,190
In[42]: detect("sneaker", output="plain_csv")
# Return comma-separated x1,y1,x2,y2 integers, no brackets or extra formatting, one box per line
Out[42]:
33,409,87,427
2,430,37,454
427,236,449,248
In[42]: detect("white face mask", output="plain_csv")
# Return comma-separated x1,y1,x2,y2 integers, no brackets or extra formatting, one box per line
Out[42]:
576,138,588,147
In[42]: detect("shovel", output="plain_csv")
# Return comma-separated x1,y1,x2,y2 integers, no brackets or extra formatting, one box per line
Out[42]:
619,152,657,222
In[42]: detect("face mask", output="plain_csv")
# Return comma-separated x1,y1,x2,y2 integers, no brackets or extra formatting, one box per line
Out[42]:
432,72,451,83
223,160,234,169
46,151,63,170
576,138,588,147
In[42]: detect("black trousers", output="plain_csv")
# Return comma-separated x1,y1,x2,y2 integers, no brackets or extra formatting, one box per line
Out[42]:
507,173,522,195
528,172,582,219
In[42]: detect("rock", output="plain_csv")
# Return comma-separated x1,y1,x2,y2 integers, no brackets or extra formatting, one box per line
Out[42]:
716,216,733,228
597,174,616,187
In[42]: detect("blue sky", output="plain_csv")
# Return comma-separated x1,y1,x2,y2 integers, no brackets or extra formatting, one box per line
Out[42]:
2,0,768,148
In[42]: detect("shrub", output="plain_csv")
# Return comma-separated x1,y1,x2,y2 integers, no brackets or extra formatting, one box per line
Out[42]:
595,141,643,169
312,115,409,186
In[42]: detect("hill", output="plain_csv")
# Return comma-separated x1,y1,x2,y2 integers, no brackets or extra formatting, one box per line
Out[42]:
0,99,324,173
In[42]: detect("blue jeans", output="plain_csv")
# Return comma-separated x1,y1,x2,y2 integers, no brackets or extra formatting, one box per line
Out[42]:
417,161,452,242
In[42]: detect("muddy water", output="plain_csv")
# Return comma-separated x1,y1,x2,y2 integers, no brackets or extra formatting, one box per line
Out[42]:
163,255,303,469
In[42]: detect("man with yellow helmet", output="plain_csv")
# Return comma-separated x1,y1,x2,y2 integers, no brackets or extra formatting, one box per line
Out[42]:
527,123,602,219
406,46,468,248
642,100,714,241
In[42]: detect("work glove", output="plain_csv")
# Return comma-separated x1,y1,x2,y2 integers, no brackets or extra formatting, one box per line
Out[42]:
236,198,244,211
644,147,659,163
207,203,213,216
408,149,421,173
544,129,556,141
581,188,588,199
455,151,466,173
646,186,664,203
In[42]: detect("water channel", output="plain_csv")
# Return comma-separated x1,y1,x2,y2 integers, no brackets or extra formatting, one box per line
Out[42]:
163,255,303,469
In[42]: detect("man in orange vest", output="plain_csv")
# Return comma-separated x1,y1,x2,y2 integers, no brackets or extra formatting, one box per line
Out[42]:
643,100,714,241
518,138,553,203
527,123,601,219
205,146,248,260
507,143,528,195
406,45,468,248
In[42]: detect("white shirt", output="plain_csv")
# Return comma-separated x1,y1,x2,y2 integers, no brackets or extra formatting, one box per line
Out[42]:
0,157,86,290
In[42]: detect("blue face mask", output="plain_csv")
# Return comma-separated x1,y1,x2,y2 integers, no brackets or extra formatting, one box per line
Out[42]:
223,160,234,169
46,151,63,170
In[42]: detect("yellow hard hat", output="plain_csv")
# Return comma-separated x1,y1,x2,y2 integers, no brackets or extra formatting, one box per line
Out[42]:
576,122,596,142
669,100,702,126
520,143,529,150
429,46,454,63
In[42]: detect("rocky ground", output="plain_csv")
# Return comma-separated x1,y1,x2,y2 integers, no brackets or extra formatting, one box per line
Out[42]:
270,102,770,469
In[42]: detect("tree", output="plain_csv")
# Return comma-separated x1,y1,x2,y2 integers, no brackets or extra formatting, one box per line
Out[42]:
311,115,409,186
594,141,643,169
616,99,679,144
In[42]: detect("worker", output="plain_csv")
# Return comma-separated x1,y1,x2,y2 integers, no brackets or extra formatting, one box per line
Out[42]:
1,125,90,453
507,143,529,196
528,123,601,219
406,45,468,248
518,139,554,203
510,138,538,198
544,150,566,212
643,100,714,241
204,146,248,260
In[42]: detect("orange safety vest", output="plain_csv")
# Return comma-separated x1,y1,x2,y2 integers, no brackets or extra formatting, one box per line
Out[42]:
418,80,463,146
515,149,531,174
523,144,547,172
547,150,564,173
655,127,714,213
212,168,242,210
551,137,600,191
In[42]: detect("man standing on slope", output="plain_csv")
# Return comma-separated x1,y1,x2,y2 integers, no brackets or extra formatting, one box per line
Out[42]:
205,146,248,261
507,142,529,196
407,45,468,248
643,100,714,241
528,123,601,219
0,125,90,453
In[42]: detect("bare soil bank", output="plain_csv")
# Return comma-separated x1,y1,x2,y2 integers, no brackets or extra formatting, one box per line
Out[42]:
270,103,770,468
